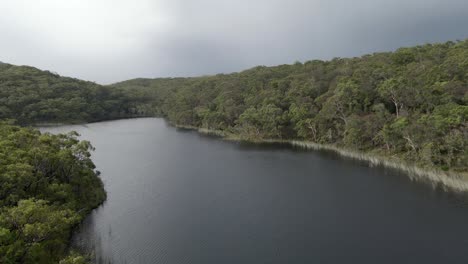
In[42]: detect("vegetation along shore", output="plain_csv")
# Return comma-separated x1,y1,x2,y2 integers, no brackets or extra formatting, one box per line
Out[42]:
175,123,468,193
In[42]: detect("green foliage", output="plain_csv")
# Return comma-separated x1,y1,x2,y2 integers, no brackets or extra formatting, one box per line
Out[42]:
0,123,105,263
0,64,152,125
59,252,89,264
115,39,467,172
238,104,283,139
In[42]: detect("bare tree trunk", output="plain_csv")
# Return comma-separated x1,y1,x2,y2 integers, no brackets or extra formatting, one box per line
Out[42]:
307,122,318,142
395,102,399,117
403,134,417,151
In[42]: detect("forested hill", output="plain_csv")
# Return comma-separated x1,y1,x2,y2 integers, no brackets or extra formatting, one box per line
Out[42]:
114,39,468,173
0,63,154,125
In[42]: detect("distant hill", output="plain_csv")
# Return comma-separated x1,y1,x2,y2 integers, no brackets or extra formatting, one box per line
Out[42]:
0,63,152,124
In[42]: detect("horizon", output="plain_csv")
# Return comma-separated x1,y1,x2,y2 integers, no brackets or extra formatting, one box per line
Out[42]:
2,38,466,85
1,0,468,84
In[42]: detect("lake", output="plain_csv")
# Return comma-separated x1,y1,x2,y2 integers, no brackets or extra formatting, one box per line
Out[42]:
42,118,468,264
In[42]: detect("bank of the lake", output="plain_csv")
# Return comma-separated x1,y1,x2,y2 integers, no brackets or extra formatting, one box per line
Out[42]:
173,123,468,193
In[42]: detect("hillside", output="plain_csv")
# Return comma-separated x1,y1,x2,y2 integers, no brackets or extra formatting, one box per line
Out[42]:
114,39,468,173
0,63,153,125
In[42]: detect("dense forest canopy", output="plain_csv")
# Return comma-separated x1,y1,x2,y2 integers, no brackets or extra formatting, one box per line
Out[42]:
0,63,154,125
0,122,105,263
114,39,468,173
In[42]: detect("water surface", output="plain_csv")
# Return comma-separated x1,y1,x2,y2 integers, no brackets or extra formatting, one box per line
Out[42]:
43,118,468,264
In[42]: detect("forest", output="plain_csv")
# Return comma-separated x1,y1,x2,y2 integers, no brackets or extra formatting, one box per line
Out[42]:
0,62,154,125
0,122,105,263
114,39,468,174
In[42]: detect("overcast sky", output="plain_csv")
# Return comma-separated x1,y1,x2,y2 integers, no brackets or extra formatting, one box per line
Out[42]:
0,0,467,84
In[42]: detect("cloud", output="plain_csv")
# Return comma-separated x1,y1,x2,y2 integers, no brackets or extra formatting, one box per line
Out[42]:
0,0,467,83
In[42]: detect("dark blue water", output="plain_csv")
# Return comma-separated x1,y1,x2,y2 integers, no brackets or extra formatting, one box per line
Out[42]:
43,118,468,264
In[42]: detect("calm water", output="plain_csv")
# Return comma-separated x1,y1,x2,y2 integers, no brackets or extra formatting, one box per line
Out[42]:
42,118,468,264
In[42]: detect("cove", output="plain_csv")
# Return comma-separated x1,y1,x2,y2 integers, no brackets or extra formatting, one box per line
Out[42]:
42,118,468,264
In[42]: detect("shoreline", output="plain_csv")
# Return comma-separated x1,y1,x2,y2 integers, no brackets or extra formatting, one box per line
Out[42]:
32,115,155,128
173,123,468,193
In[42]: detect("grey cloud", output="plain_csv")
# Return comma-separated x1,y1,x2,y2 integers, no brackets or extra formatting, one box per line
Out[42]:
0,0,467,84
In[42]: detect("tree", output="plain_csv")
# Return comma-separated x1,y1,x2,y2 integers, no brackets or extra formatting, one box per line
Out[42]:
377,77,407,117
0,199,79,264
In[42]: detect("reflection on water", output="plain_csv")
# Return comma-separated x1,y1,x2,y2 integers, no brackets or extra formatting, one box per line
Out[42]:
42,118,468,264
